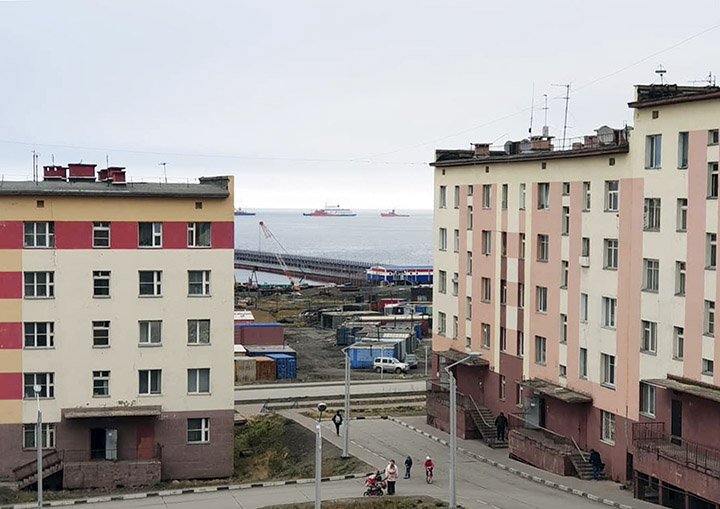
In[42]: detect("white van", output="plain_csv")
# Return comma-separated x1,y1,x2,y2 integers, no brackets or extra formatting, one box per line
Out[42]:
373,357,409,374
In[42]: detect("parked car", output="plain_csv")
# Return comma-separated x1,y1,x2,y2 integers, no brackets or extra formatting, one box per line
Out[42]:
405,354,418,369
373,357,409,374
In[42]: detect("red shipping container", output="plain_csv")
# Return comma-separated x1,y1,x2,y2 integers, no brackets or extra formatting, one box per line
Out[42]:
254,356,276,381
234,323,284,346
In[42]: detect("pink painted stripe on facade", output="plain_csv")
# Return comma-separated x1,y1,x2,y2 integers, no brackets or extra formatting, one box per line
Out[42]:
0,372,22,400
0,323,22,349
474,184,497,358
211,222,235,249
0,273,22,299
564,182,583,385
458,188,468,341
0,222,23,249
54,221,92,249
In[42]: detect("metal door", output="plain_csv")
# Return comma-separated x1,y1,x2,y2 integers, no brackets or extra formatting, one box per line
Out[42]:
525,396,541,429
106,429,118,460
671,400,682,445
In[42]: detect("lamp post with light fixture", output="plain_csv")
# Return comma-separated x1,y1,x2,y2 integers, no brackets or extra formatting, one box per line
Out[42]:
33,384,43,509
341,346,351,458
443,353,480,509
315,402,327,509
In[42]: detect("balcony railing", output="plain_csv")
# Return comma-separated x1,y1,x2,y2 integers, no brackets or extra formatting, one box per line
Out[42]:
633,422,720,477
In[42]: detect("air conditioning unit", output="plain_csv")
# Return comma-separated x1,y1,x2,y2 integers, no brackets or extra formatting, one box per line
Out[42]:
579,256,590,267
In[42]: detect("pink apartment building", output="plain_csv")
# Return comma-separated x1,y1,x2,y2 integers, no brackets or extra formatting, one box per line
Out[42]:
430,84,720,508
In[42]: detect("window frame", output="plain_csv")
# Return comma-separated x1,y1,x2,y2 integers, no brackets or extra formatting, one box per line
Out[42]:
23,322,54,349
187,222,211,248
537,234,549,262
138,369,162,395
641,320,658,353
705,300,715,336
579,348,588,378
604,180,619,212
187,368,211,394
673,326,684,360
582,181,591,211
23,372,54,399
92,320,111,348
188,319,211,345
537,183,550,210
534,335,547,365
92,370,110,398
139,320,162,346
481,277,491,303
93,270,111,298
707,233,717,269
676,198,687,232
601,296,617,328
643,198,661,231
23,423,56,450
481,323,490,348
188,270,212,296
138,222,163,248
482,185,491,209
439,186,447,208
187,417,210,444
438,270,447,294
139,270,163,297
601,354,616,388
642,258,660,292
601,410,616,444
23,221,55,248
604,239,619,270
92,222,111,248
678,132,689,169
482,230,491,255
675,261,686,296
439,228,447,251
536,286,547,313
23,272,54,299
640,382,656,417
645,134,662,169
708,162,719,199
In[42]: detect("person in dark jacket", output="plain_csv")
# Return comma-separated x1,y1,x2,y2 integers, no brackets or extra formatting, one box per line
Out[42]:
494,412,508,441
404,456,413,479
332,410,343,436
589,449,604,480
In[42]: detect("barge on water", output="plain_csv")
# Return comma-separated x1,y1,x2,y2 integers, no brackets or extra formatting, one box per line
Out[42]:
366,265,433,284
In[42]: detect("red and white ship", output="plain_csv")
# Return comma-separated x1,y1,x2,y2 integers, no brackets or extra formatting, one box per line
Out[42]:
380,209,409,217
303,206,356,217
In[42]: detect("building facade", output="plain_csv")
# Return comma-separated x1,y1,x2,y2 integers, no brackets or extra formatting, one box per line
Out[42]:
0,164,235,489
430,85,720,507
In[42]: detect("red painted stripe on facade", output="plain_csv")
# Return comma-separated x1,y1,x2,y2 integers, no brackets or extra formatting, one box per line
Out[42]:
0,372,22,400
0,222,23,249
54,221,92,249
0,273,22,299
164,222,187,249
0,323,22,349
211,221,235,249
110,222,138,249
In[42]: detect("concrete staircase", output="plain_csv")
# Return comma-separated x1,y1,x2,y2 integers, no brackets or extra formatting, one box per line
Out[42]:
13,450,63,489
569,451,605,480
467,401,508,449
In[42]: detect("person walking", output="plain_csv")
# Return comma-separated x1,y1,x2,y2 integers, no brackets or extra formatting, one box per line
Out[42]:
403,456,413,479
332,410,343,436
385,459,398,495
495,411,508,442
589,449,604,480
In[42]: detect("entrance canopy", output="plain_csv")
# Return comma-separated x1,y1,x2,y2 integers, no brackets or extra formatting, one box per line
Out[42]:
643,375,720,404
437,350,489,367
521,378,592,404
63,405,162,419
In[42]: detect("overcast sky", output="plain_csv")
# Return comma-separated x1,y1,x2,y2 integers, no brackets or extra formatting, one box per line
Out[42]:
1,0,719,210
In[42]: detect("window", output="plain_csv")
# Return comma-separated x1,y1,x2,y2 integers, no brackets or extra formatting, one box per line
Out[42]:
93,270,110,297
187,418,210,443
139,369,162,395
139,320,162,345
453,185,460,208
601,297,616,328
439,186,447,208
91,222,111,248
702,358,715,375
499,374,506,400
501,232,507,256
537,234,549,262
562,182,570,196
561,206,569,235
561,260,569,288
24,272,54,298
676,199,687,231
467,185,473,196
188,222,211,247
139,270,162,296
673,326,684,360
188,270,211,296
499,327,507,352
452,315,458,339
465,336,471,349
559,365,567,378
481,323,490,348
705,300,715,336
23,373,54,399
536,286,547,313
23,423,56,449
188,319,210,344
709,129,719,146
517,331,524,358
138,222,162,247
23,222,54,248
604,239,618,269
466,297,472,319
93,370,110,397
644,198,661,231
641,320,657,353
453,229,459,252
601,354,615,387
187,368,211,394
709,162,719,198
501,184,508,210
482,185,491,208
645,134,662,169
643,259,660,292
580,293,588,322
678,132,689,169
482,230,491,255
581,237,590,258
92,321,110,347
515,383,524,406
481,277,491,302
438,270,447,294
601,411,616,444
537,183,550,209
500,280,507,305
519,183,526,210
24,322,54,348
534,336,547,364
583,182,591,211
707,233,717,269
605,180,619,212
675,261,686,296
579,348,588,378
467,206,473,230
439,228,447,251
466,251,472,275
519,233,525,259
518,283,524,309
438,312,446,335
560,314,567,344
452,273,458,296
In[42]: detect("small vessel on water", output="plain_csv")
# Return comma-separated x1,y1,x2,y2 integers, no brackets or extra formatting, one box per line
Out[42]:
303,206,356,217
381,209,409,217
234,208,256,216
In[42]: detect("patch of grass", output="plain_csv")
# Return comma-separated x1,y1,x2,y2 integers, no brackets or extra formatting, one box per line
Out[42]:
261,497,450,508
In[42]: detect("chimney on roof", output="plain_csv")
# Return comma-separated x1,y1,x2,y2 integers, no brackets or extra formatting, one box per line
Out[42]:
98,167,127,185
473,143,490,157
43,166,67,181
530,136,553,151
67,163,97,182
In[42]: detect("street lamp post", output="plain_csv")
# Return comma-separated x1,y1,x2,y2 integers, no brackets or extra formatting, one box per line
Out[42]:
341,346,351,458
443,353,480,509
315,402,327,509
33,384,42,509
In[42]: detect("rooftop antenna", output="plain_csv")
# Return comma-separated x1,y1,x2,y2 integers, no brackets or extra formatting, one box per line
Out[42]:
51,154,55,165
655,65,667,85
106,154,109,168
690,71,716,86
528,83,535,135
541,94,549,137
552,83,571,150
158,162,167,183
32,150,39,182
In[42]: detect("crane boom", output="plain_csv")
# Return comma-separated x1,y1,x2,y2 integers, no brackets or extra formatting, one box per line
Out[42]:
258,221,304,290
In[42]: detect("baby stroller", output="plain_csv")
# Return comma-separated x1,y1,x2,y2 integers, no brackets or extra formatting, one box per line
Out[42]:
363,472,386,497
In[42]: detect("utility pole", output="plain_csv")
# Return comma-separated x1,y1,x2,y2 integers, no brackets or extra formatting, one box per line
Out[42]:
158,162,168,183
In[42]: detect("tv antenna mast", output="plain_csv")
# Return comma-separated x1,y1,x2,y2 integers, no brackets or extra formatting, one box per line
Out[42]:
689,71,716,86
528,83,535,135
158,162,168,183
655,65,667,85
32,150,39,182
552,83,571,150
541,94,549,136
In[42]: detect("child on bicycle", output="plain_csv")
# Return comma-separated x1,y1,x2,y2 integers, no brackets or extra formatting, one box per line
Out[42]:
424,456,434,477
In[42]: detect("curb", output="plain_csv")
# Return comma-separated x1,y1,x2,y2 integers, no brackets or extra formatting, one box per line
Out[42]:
388,417,635,509
0,473,370,509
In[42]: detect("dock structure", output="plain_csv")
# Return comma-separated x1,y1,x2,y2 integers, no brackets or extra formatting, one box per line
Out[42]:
234,249,371,285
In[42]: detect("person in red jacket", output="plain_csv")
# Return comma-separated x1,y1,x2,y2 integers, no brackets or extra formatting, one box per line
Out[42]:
424,456,434,476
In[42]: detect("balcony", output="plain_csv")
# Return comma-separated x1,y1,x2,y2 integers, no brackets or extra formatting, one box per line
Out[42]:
633,422,720,476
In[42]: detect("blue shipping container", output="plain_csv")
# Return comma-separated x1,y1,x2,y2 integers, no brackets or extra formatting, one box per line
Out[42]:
414,324,423,340
348,345,395,369
264,353,297,379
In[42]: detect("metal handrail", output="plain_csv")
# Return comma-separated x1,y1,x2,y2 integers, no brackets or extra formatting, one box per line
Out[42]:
571,436,586,462
468,395,493,430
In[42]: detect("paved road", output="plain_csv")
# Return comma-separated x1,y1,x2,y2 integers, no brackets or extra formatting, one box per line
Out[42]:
234,379,425,403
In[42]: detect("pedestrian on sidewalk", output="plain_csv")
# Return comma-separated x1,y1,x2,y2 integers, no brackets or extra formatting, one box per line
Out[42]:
404,456,412,479
332,410,343,436
495,411,508,441
385,459,398,495
589,449,604,480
